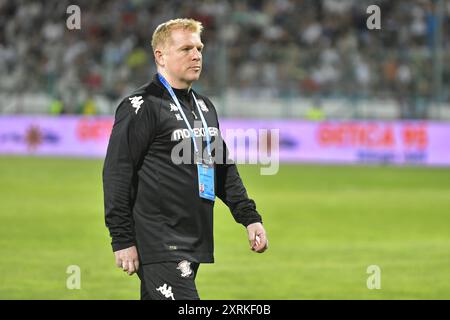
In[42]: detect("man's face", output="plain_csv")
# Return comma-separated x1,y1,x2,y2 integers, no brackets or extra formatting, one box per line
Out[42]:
159,28,204,87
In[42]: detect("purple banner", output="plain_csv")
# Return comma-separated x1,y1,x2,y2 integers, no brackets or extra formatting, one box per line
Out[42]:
1,116,450,166
0,116,113,158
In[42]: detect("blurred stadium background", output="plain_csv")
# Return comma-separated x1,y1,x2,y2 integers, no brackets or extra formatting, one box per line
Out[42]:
1,0,450,299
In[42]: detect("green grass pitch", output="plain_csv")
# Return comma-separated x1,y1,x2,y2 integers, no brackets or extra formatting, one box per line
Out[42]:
1,156,450,299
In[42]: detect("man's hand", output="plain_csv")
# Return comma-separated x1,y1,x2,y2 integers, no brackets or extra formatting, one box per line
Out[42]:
114,246,139,276
246,222,268,253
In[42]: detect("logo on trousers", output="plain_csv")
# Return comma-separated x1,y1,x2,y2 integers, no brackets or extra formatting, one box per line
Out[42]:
177,260,193,278
156,283,175,300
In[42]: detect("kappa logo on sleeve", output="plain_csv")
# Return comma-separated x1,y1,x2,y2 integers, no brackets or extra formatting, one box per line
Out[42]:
129,96,144,114
169,103,178,112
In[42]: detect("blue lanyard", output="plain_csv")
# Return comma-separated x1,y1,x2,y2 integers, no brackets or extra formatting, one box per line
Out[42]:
158,73,212,163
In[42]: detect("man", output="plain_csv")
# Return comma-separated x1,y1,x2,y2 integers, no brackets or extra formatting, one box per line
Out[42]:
103,18,268,300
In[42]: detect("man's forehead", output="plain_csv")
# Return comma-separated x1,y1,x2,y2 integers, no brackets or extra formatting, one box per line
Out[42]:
169,28,203,46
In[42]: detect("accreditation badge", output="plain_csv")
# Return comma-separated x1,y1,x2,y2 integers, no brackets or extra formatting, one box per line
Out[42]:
197,163,215,201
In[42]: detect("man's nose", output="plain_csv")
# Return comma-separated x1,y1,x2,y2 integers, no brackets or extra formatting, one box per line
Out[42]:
192,48,202,60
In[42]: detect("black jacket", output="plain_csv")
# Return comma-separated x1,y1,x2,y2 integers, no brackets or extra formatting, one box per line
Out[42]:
103,74,262,264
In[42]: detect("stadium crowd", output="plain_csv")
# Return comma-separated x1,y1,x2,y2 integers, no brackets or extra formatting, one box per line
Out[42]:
0,0,449,116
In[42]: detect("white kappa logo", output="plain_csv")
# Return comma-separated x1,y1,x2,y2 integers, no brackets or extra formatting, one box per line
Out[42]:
170,103,178,112
177,260,193,278
175,114,183,121
129,96,144,114
156,283,175,300
197,99,209,112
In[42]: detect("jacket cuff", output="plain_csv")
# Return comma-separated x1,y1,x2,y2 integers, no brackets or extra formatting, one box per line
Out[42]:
241,215,263,228
244,219,263,228
112,241,136,252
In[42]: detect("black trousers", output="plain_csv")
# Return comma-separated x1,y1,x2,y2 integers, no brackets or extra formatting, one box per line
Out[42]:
137,260,200,300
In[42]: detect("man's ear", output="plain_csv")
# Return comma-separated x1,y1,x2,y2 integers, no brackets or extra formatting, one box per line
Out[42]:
154,49,164,67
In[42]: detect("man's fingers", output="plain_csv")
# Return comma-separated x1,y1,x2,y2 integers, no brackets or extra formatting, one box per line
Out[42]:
255,233,268,252
255,235,261,246
127,261,135,275
122,260,129,271
119,259,138,275
248,230,256,250
250,235,259,251
114,247,139,273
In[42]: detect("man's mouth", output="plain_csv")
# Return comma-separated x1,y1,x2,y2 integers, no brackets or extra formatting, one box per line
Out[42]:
190,66,201,71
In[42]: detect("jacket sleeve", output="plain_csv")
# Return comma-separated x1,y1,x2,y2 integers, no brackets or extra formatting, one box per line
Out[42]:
205,98,263,227
103,96,157,252
216,141,263,227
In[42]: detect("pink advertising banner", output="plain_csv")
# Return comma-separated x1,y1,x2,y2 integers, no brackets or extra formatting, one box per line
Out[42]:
0,116,449,166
